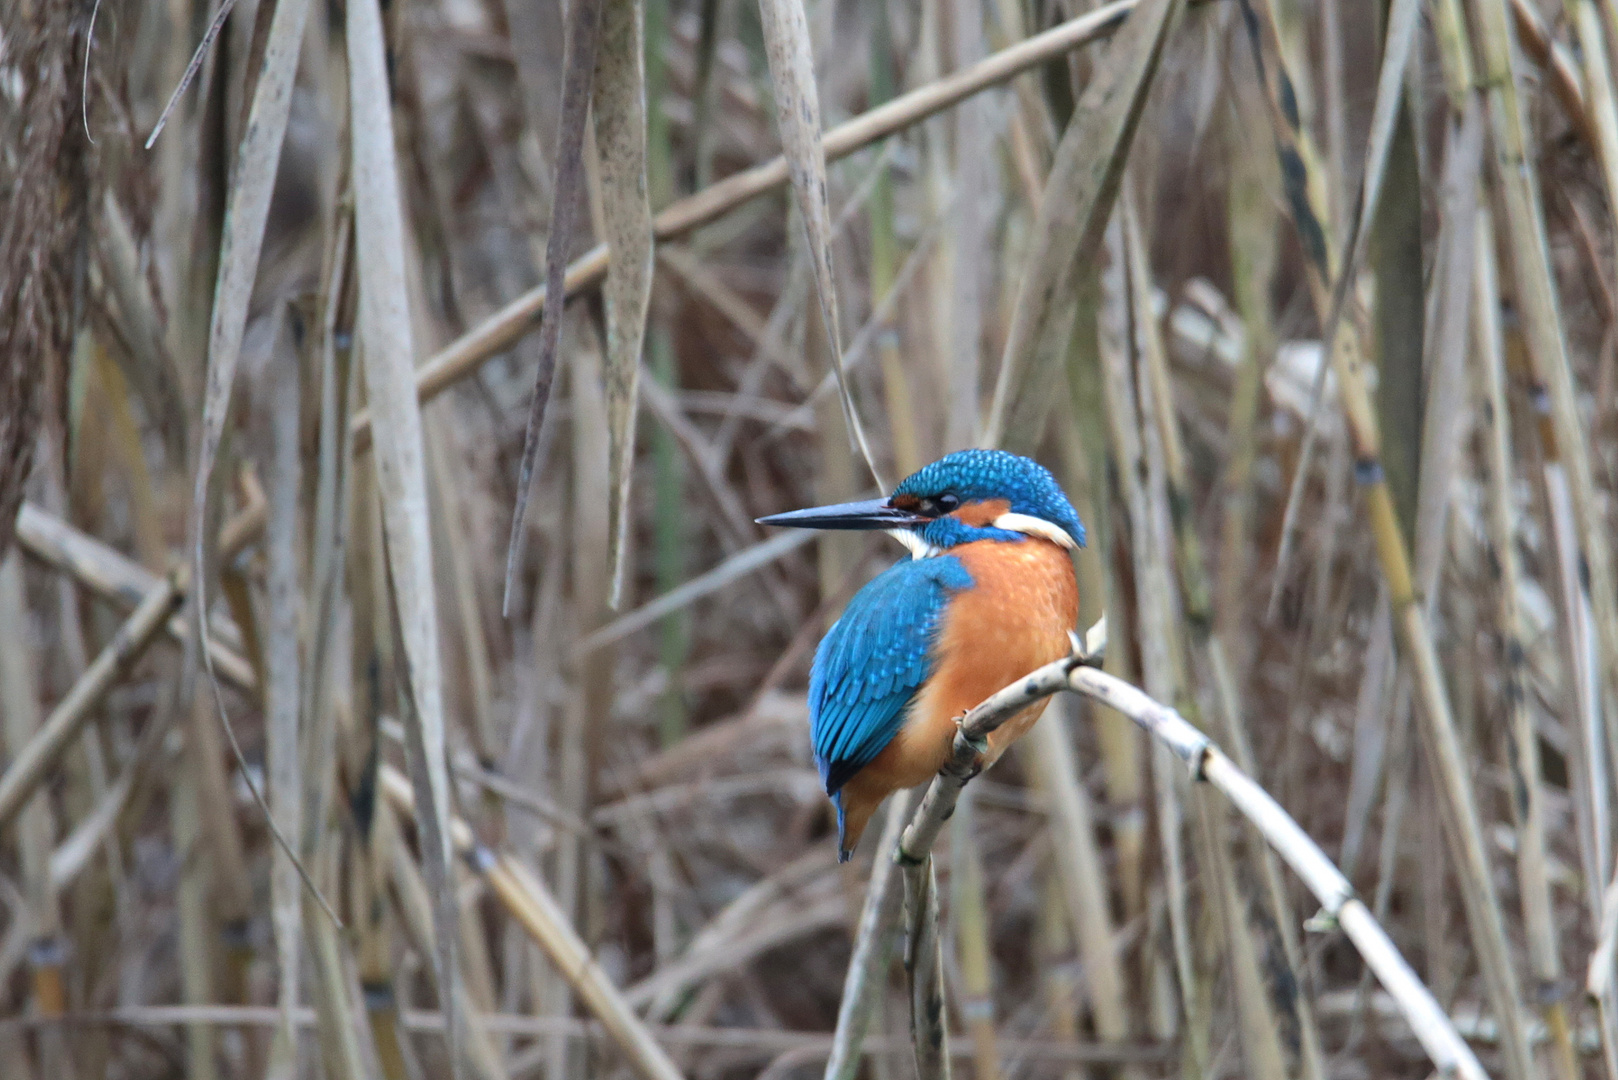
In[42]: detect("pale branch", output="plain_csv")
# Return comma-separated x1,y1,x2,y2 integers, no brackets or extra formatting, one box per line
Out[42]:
890,632,1489,1080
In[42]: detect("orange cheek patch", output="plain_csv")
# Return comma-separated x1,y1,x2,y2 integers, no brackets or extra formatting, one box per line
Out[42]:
951,498,1011,528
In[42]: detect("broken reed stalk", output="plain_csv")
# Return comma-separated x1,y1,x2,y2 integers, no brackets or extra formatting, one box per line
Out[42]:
345,0,1133,450
373,764,685,1080
888,644,1488,1080
0,567,185,832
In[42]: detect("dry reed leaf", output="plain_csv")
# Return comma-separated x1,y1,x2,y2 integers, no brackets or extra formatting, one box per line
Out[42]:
264,318,303,1070
144,0,239,148
593,0,656,610
980,0,1183,449
503,0,606,613
184,0,331,930
192,0,309,576
346,0,462,1068
754,0,883,488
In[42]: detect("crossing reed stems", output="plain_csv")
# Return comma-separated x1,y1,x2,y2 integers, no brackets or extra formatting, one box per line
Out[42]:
375,765,686,1080
0,569,183,833
344,1,1134,452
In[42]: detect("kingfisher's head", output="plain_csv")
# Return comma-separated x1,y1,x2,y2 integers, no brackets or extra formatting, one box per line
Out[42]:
757,449,1085,555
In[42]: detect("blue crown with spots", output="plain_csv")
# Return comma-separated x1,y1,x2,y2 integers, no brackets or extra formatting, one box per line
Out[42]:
894,450,1086,548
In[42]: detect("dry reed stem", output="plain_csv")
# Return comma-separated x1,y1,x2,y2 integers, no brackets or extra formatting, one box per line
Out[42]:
1240,5,1536,1070
1473,207,1581,1080
980,0,1183,449
0,568,183,832
345,1,1134,452
14,503,257,692
1470,0,1618,886
1022,707,1133,1053
822,791,914,1080
375,765,685,1080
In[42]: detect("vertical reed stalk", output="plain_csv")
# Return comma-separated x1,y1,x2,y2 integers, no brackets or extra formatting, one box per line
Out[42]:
1470,0,1618,818
948,790,998,1080
1474,207,1581,1080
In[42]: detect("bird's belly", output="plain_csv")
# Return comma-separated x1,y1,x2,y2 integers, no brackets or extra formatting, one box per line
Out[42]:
857,538,1078,793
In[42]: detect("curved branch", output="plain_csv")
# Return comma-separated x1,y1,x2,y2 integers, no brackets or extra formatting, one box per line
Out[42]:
894,644,1490,1080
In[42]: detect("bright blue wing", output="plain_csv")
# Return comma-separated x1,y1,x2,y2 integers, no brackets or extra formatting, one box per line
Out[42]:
809,555,975,796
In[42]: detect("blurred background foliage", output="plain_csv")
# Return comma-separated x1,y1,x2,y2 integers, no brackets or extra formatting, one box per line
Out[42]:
1,0,1617,1077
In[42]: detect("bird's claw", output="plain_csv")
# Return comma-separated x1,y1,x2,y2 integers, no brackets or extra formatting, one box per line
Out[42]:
1068,616,1107,667
954,715,989,769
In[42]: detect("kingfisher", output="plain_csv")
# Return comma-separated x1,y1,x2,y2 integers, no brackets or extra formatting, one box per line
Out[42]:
758,450,1084,861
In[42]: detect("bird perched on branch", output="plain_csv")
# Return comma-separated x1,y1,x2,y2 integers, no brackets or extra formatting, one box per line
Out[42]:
759,450,1084,861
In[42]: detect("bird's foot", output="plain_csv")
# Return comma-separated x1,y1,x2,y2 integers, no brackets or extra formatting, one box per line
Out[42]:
1068,616,1107,667
955,714,989,774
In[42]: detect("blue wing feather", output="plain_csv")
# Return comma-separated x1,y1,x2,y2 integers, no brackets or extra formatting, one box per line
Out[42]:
809,556,975,795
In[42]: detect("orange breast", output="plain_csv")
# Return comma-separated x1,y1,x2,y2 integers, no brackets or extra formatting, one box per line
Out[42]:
851,537,1079,794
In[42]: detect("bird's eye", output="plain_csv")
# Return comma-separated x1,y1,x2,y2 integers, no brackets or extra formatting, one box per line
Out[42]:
936,493,960,513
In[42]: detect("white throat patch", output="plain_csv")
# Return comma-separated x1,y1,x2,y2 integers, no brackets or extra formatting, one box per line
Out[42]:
887,529,941,560
992,512,1079,549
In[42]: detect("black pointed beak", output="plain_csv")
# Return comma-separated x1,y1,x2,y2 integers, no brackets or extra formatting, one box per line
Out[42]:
755,497,924,531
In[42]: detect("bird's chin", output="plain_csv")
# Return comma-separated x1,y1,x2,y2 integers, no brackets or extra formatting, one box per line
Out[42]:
887,528,941,560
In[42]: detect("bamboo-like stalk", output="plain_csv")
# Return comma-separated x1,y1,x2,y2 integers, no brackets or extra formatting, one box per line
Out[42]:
172,748,218,1080
1576,0,1618,219
13,503,257,692
1125,197,1327,1080
1473,207,1581,1080
1100,213,1204,1071
0,556,73,1079
1239,6,1535,1072
902,855,950,1080
382,801,511,1080
21,1006,1172,1065
306,881,386,1080
1469,0,1618,846
265,309,305,1072
1021,705,1134,1058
